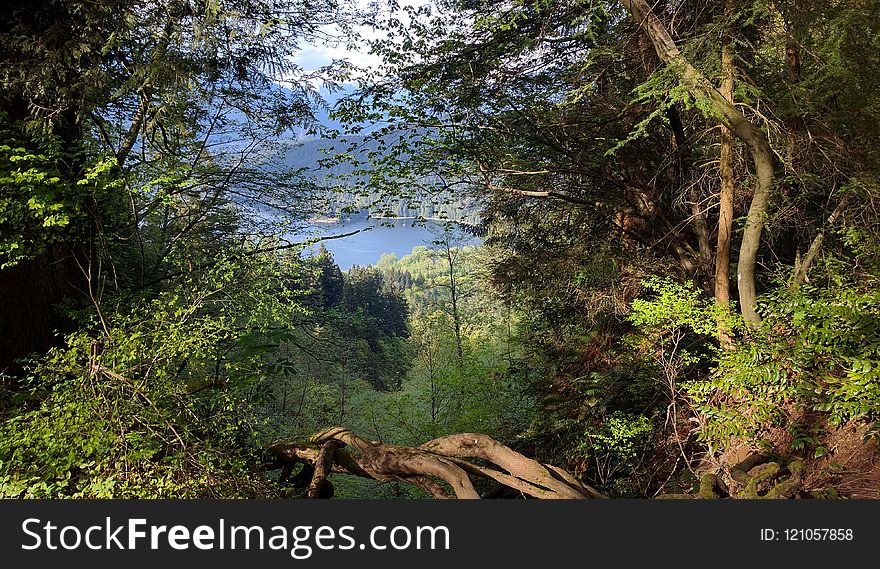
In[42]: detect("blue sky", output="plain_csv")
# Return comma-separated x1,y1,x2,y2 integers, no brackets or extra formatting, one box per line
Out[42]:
277,1,433,137
288,0,433,83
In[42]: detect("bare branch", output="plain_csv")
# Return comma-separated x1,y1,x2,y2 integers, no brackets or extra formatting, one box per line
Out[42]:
268,427,605,499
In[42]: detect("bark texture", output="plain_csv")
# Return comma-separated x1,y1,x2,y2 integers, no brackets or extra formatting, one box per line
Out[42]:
717,18,737,346
267,427,605,499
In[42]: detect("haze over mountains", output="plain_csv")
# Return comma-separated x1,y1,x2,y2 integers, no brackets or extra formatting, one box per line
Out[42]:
273,132,482,224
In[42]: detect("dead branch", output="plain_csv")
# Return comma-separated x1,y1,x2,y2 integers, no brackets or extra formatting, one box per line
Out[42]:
793,192,853,286
308,439,343,499
267,427,605,499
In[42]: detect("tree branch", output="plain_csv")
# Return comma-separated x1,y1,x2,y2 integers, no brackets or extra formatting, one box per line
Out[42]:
793,192,853,286
308,439,343,498
140,228,365,289
268,427,606,499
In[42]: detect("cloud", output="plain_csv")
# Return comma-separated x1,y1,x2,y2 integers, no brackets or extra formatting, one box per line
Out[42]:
287,0,434,86
293,35,383,78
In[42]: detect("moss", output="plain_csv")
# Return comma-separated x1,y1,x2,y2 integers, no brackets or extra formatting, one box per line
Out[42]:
765,460,803,499
738,462,781,498
698,474,720,499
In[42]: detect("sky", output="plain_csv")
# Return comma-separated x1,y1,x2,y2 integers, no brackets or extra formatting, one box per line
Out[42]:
292,35,383,81
289,0,433,85
280,0,433,136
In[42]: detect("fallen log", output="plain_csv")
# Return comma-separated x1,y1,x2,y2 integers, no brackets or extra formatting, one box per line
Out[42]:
266,427,605,499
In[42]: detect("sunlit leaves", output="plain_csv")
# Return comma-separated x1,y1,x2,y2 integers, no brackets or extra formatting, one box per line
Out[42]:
0,246,313,498
687,280,880,450
0,125,122,268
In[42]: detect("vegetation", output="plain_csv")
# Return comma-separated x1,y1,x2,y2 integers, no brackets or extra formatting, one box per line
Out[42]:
2,0,879,499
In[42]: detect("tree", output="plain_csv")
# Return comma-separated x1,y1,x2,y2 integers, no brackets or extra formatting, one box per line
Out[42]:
309,244,345,308
338,2,727,311
618,0,773,325
328,0,880,496
0,0,355,368
428,226,477,361
716,0,737,344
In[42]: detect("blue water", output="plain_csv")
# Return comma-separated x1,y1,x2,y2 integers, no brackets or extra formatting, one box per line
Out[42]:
293,218,479,271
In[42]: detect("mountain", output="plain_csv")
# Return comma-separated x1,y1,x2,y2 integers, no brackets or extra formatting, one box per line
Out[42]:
270,134,482,225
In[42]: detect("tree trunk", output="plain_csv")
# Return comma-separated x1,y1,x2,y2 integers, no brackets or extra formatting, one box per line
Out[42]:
439,238,464,361
620,0,774,325
446,248,464,361
716,12,737,346
0,248,84,373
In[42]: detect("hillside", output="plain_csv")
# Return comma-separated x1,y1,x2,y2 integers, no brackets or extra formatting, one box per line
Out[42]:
272,135,482,224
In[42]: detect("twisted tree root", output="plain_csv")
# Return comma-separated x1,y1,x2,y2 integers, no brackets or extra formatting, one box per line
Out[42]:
266,427,605,499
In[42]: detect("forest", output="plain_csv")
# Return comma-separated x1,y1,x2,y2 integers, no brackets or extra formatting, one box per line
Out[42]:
1,0,879,500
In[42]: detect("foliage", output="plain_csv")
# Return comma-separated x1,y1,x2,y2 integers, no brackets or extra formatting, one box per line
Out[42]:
571,411,656,495
0,120,122,268
518,333,668,497
0,250,308,498
630,277,723,338
250,249,415,447
367,245,531,446
4,0,880,500
627,277,728,397
688,276,880,452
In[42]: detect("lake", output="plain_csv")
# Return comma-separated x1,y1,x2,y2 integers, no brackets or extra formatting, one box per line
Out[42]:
292,217,480,271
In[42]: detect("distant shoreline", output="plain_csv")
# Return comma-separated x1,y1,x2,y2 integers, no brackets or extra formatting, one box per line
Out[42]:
307,215,479,227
